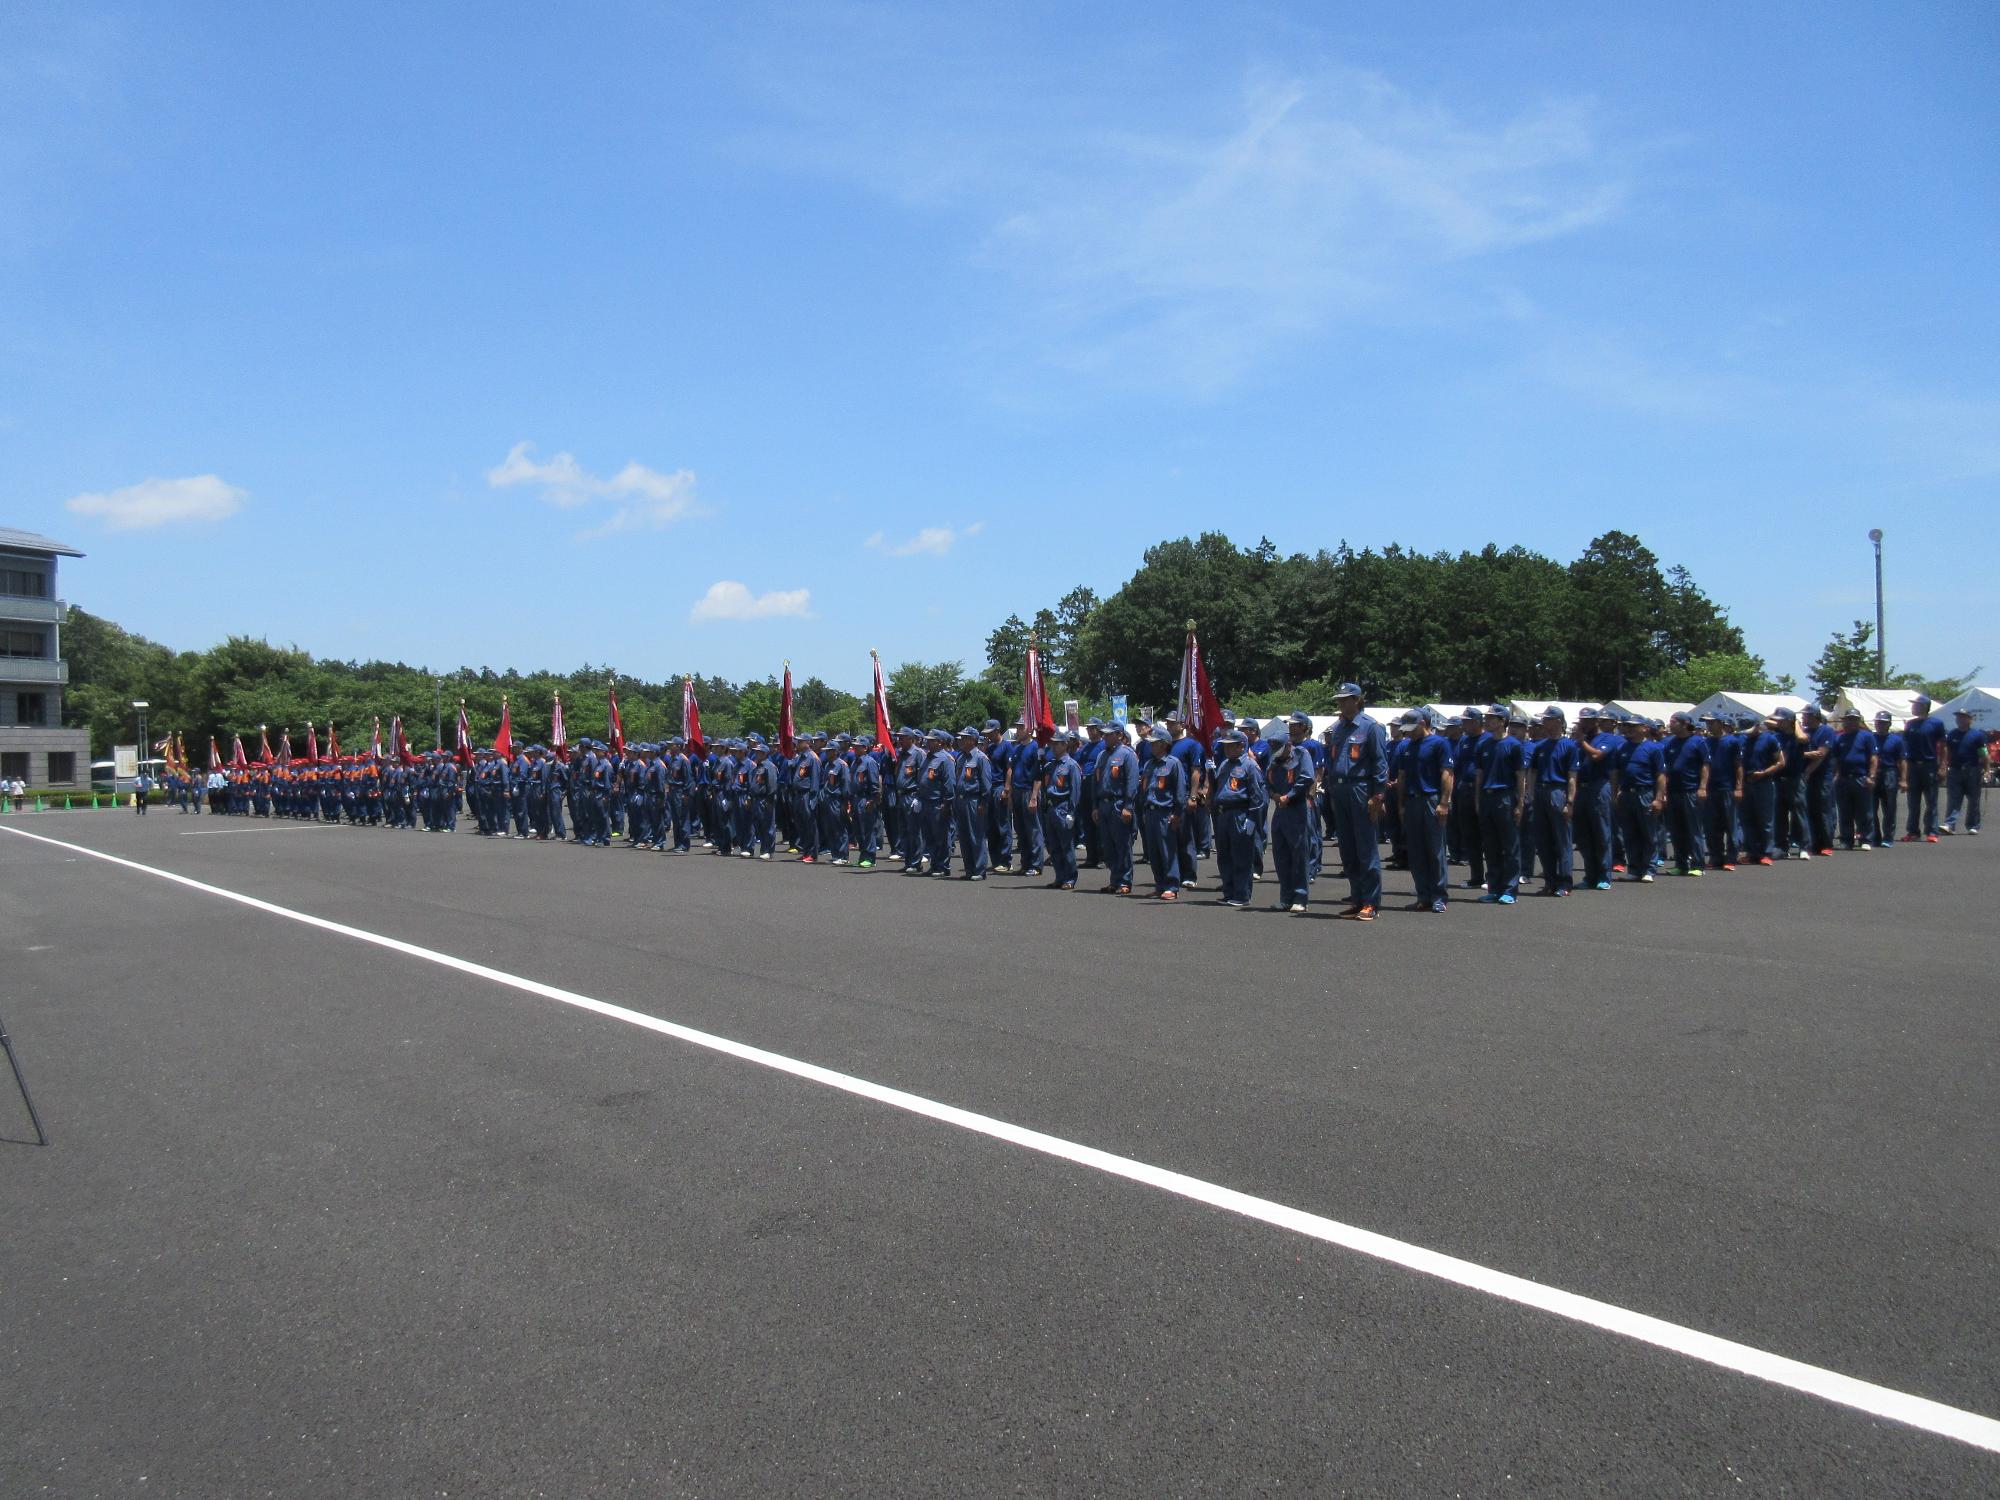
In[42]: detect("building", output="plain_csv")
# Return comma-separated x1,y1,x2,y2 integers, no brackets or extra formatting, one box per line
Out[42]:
0,528,92,788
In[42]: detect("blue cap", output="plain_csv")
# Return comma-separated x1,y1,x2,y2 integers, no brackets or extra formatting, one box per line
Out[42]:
1485,704,1508,719
1085,716,1102,727
1541,706,1566,722
1444,715,1463,727
1287,711,1311,726
1106,720,1127,733
1738,713,1760,729
1148,727,1170,743
982,718,1001,731
1399,709,1425,728
1217,725,1245,744
957,725,978,738
1062,727,1080,742
1335,682,1363,699
1773,706,1796,720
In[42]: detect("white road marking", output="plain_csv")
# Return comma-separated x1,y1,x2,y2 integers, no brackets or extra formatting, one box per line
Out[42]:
5,820,1996,1456
176,824,333,836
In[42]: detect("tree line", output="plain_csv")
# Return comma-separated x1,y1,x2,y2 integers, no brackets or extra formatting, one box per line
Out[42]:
70,528,1953,759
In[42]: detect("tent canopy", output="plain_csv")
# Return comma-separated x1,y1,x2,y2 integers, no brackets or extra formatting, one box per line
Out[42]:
1692,691,1810,723
1833,686,1937,723
1510,699,1594,725
1940,685,2000,730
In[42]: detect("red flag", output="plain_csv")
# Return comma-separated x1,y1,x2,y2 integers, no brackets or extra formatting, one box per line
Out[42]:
279,728,293,764
607,680,625,757
682,676,705,756
551,692,569,763
328,721,341,760
305,722,320,762
454,701,474,769
870,650,893,748
392,715,416,767
493,697,514,761
369,717,384,761
175,732,188,774
209,736,222,771
259,726,274,763
231,735,249,770
1020,637,1055,745
779,662,797,756
1176,621,1225,746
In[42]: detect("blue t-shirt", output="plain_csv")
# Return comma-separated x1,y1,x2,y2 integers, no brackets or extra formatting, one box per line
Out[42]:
1480,735,1526,794
1947,726,1987,769
1907,715,1946,772
1662,734,1710,792
1531,736,1580,786
1615,738,1665,791
1834,728,1878,779
1403,735,1450,797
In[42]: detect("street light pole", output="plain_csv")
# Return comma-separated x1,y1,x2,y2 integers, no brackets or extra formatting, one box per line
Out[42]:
1868,529,1885,686
434,678,443,751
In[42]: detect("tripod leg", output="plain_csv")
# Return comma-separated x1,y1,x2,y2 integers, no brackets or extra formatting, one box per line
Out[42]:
0,1012,49,1147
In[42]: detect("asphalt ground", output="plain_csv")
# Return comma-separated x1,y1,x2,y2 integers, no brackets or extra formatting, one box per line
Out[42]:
2,810,1996,1497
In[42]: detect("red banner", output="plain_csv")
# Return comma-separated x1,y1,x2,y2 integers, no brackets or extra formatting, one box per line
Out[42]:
870,650,893,748
493,697,514,761
683,677,705,756
779,663,796,756
551,692,569,763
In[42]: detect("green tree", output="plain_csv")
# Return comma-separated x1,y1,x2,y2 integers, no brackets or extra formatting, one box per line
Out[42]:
886,660,965,729
1634,651,1779,704
736,679,782,739
1809,621,1878,706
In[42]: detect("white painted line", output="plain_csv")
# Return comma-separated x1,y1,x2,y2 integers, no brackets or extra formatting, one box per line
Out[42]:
5,820,1996,1456
177,824,334,836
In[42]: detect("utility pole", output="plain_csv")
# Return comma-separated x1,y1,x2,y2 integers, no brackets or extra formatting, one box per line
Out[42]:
1868,529,1885,685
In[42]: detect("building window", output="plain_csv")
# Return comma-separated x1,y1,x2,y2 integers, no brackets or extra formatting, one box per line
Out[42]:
1,628,47,657
46,752,76,784
0,568,46,598
7,692,44,726
0,752,26,782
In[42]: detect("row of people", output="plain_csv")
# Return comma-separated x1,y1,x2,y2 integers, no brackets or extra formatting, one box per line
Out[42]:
152,689,1987,917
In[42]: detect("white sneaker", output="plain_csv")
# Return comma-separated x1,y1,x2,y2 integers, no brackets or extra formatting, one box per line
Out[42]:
1288,903,1306,914
832,858,848,866
758,852,771,860
738,850,751,858
1182,876,1199,887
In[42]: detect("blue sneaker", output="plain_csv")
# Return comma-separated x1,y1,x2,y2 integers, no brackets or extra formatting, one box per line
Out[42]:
1593,880,1611,891
1497,892,1515,905
1478,892,1502,903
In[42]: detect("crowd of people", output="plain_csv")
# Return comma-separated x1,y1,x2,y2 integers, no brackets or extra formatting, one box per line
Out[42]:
147,688,1988,916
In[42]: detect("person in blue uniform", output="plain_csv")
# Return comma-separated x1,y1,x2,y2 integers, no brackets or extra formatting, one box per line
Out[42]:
846,737,880,868
1008,726,1046,877
1529,707,1579,894
1452,708,1492,890
1701,714,1741,870
982,721,1014,871
1239,716,1270,878
1943,708,1986,834
1768,707,1809,857
1037,729,1083,890
1610,715,1666,881
1572,708,1619,889
1660,711,1710,875
1076,720,1104,868
1095,721,1141,895
1832,708,1880,850
790,735,823,862
1801,706,1837,856
895,727,926,870
1382,721,1408,871
951,727,992,879
1137,727,1188,901
920,728,957,876
1317,684,1386,920
1869,712,1903,850
1903,695,1945,841
1161,711,1206,887
1475,705,1525,902
1738,714,1783,864
1209,726,1267,908
1262,721,1314,912
1393,709,1452,913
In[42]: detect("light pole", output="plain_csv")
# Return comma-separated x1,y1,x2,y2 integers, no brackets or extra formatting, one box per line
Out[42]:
132,700,149,786
434,678,443,751
1868,529,1885,685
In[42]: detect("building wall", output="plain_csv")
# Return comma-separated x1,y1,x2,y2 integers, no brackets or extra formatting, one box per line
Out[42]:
0,725,92,785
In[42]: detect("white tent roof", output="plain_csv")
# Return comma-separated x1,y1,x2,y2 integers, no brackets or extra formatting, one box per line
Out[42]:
1602,699,1695,724
1692,691,1810,723
1834,686,1935,723
1941,685,2000,729
1423,702,1486,723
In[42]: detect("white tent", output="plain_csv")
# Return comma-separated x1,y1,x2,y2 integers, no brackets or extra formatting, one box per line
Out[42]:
1602,699,1695,726
1692,691,1809,724
1834,686,1936,724
1424,702,1487,725
1940,685,2000,732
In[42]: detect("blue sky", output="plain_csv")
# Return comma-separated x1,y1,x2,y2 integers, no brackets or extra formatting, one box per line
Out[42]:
4,1,1995,691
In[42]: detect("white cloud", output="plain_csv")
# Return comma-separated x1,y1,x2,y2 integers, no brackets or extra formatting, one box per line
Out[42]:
744,44,1624,393
487,441,702,538
866,521,983,557
690,580,813,623
66,474,246,530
